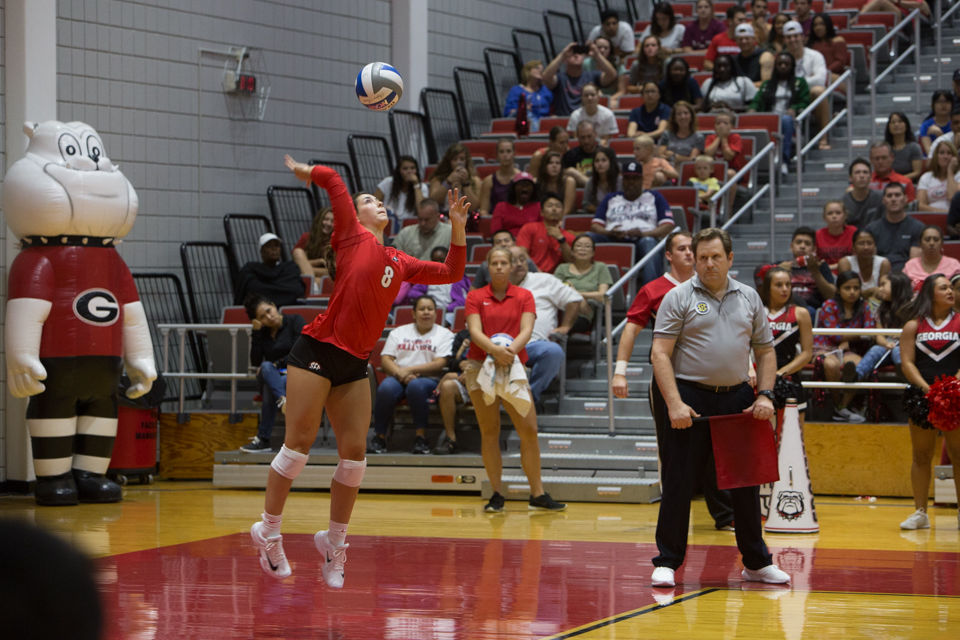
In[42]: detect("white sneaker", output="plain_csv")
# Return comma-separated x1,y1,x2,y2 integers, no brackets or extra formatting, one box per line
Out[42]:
250,521,291,578
315,530,349,588
742,564,790,584
651,566,676,587
900,509,930,530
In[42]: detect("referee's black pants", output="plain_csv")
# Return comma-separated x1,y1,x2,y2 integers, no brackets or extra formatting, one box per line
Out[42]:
651,380,773,571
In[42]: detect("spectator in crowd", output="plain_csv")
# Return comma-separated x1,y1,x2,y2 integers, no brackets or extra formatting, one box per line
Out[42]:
920,90,954,155
293,207,334,289
705,5,749,69
902,225,960,291
428,143,482,212
682,0,726,52
369,295,455,455
375,155,428,224
918,140,960,212
463,247,566,513
844,158,885,227
234,232,304,308
659,100,705,165
490,172,541,238
508,246,583,405
587,8,637,60
563,121,601,186
816,201,858,268
869,141,916,202
733,24,774,87
689,154,721,208
584,36,627,100
778,226,836,315
527,126,570,177
627,82,672,139
393,198,452,260
566,83,620,145
534,150,577,216
884,112,925,183
554,234,614,332
659,57,704,111
704,110,745,179
751,51,810,166
478,139,520,216
503,60,554,133
928,106,960,160
793,0,815,35
240,295,306,452
633,134,680,189
628,35,668,91
582,147,623,213
544,41,617,117
640,3,687,53
517,192,575,273
702,54,758,112
590,160,675,284
433,328,471,454
471,229,538,290
860,0,931,19
783,20,831,149
864,182,924,271
855,272,911,378
751,0,772,43
815,270,875,423
767,12,790,53
838,228,892,302
949,191,960,237
808,13,848,84
393,246,471,327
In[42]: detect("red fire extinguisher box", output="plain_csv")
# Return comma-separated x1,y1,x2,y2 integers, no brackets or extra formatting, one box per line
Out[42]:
109,406,158,481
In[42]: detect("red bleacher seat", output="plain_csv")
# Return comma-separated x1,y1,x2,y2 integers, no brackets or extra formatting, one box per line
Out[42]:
785,0,825,11
914,213,948,234
221,306,248,324
832,0,866,9
827,12,849,30
693,72,712,88
656,186,699,230
564,214,594,232
676,52,707,72
282,305,325,324
713,2,739,13
617,95,645,111
736,113,781,141
402,218,417,228
609,138,634,156
475,164,499,179
472,244,492,263
392,305,442,326
593,243,636,272
633,20,651,32
462,139,499,163
856,13,897,29
476,216,492,239
697,113,717,132
573,188,584,211
944,242,960,260
451,306,466,331
489,118,515,134
680,161,727,185
513,139,548,156
539,117,569,132
368,338,388,384
672,4,694,18
425,165,436,179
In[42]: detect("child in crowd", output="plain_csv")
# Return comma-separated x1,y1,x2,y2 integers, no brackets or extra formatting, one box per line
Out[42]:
855,272,912,381
779,226,836,317
688,155,721,208
633,134,678,190
815,201,857,270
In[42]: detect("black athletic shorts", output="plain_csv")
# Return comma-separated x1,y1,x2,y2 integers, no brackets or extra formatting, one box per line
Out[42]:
26,356,123,420
286,334,369,386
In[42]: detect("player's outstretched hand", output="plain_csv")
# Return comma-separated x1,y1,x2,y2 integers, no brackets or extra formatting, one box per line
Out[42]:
446,188,471,230
284,154,313,186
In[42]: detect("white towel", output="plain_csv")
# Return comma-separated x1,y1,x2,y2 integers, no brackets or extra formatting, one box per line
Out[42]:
476,354,532,417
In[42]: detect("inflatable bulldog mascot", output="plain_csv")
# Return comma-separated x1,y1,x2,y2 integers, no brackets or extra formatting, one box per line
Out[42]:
3,121,156,505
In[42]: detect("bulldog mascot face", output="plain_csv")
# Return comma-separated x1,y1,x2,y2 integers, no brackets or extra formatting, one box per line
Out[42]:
3,121,156,505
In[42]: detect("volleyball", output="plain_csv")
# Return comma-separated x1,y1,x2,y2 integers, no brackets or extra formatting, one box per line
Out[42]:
491,333,514,348
355,62,404,111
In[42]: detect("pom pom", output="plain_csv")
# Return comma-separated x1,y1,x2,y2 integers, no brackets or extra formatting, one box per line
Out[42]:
926,376,960,432
773,374,803,410
902,385,932,429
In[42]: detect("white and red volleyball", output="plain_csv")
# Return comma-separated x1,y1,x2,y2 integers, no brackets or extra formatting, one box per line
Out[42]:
355,62,404,111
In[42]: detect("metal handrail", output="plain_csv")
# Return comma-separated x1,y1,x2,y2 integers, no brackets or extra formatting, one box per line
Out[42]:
708,141,776,228
937,2,960,89
869,9,922,136
795,69,854,225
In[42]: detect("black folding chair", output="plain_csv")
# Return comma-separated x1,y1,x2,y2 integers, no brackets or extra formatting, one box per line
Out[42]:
223,214,278,276
347,134,394,194
389,109,431,171
484,48,522,113
543,10,579,59
511,28,550,66
420,88,466,164
571,0,604,43
266,186,315,256
454,67,498,140
180,241,236,324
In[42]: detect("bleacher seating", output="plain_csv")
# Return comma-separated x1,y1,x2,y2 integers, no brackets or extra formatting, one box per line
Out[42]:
307,159,355,208
266,186,316,258
223,213,279,272
347,134,394,194
483,47,521,110
388,110,431,171
180,241,236,324
420,88,468,163
454,66,499,140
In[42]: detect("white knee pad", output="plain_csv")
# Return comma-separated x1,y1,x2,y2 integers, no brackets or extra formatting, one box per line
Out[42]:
270,445,309,480
332,458,367,487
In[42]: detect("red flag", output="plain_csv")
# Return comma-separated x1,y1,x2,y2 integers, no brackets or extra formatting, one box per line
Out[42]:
703,413,779,490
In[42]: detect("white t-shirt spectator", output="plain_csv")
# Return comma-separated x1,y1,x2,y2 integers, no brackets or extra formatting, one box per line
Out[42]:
592,189,674,233
917,170,960,211
702,77,758,111
376,176,430,221
794,47,828,88
566,104,620,138
639,24,687,51
515,272,584,342
588,21,637,55
381,323,455,368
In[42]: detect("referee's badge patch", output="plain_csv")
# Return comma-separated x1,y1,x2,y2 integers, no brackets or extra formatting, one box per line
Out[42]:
695,301,710,315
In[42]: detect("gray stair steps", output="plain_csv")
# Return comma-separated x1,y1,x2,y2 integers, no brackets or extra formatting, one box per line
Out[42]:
483,473,661,504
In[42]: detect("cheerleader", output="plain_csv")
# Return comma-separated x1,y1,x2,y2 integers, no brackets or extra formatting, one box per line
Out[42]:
759,267,813,412
899,274,960,530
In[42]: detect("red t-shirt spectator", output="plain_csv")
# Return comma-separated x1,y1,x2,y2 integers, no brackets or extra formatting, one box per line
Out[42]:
705,32,740,62
704,132,744,171
870,170,916,202
464,283,536,363
516,221,574,273
490,201,542,238
626,273,682,329
816,225,857,267
295,232,310,250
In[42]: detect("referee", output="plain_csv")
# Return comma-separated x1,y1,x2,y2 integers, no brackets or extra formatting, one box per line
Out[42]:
648,228,790,588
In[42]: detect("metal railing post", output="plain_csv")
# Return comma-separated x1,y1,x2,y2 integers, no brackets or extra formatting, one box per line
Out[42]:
847,69,854,169
937,1,943,89
915,13,921,110
769,148,776,264
795,122,803,227
870,50,876,143
177,328,187,416
604,298,615,436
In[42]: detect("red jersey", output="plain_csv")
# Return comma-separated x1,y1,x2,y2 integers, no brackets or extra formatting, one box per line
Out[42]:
490,201,542,237
913,312,960,383
8,245,140,358
816,225,857,266
705,32,740,61
464,283,536,363
870,170,916,202
704,133,744,171
295,232,310,251
302,166,465,359
516,222,574,274
626,273,682,328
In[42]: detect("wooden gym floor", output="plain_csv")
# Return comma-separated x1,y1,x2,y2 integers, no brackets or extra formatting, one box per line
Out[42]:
1,483,958,639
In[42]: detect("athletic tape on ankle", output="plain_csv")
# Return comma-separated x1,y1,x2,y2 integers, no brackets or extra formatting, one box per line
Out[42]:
332,458,367,487
270,445,309,479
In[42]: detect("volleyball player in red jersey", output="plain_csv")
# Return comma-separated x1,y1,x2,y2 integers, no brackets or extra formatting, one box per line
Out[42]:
898,274,960,531
250,156,469,586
